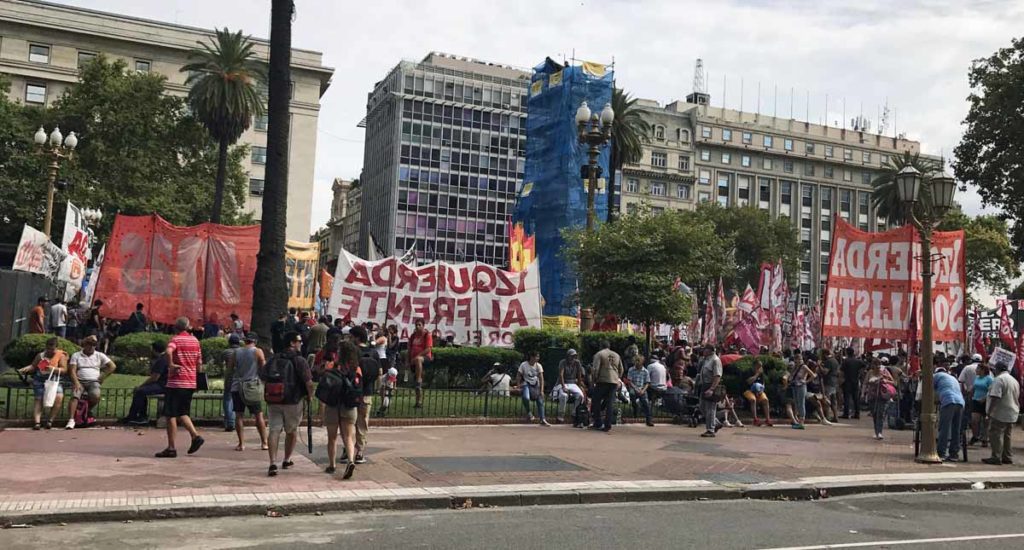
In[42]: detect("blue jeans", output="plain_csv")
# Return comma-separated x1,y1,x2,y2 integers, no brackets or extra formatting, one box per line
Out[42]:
223,389,236,429
872,399,887,435
520,385,545,421
127,383,164,420
792,384,808,423
631,393,652,423
937,403,963,460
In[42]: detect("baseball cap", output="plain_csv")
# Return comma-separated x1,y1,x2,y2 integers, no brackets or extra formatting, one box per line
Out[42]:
244,332,258,343
972,353,983,362
567,349,577,356
228,334,241,345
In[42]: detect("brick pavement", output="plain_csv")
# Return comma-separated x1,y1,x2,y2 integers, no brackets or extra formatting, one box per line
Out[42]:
0,418,1021,520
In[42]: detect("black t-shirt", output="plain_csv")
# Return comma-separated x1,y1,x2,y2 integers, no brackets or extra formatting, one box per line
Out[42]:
150,355,169,387
822,357,840,387
357,344,381,395
840,357,866,385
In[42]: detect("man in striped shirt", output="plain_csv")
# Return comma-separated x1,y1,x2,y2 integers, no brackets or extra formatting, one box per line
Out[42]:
156,317,205,458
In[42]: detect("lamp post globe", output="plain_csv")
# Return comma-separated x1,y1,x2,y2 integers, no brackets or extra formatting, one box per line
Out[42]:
600,103,614,126
929,169,957,215
64,131,78,150
576,101,591,125
896,164,921,204
49,126,63,147
33,127,47,146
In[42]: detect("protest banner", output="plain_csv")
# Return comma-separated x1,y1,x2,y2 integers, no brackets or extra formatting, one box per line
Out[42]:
328,250,542,346
285,240,319,311
58,202,90,299
13,224,66,280
989,346,1016,371
91,214,259,325
822,218,966,341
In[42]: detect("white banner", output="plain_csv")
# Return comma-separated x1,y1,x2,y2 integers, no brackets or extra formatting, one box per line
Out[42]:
60,202,91,298
989,346,1016,371
328,251,542,347
82,245,105,307
13,224,66,281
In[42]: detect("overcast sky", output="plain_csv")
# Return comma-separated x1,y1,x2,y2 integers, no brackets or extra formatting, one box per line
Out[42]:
54,0,1021,237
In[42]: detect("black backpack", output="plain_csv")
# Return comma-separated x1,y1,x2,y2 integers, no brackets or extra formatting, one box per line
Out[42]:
315,362,362,409
264,353,299,404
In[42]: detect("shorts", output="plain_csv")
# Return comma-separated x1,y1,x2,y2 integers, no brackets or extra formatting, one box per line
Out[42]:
162,387,194,418
972,400,987,416
268,403,304,434
743,389,769,404
824,385,838,399
231,391,262,415
784,386,796,405
32,378,64,399
73,380,102,401
322,404,357,429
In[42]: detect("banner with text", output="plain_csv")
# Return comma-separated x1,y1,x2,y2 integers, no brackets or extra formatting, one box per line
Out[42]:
285,240,319,311
13,224,66,281
329,250,542,346
822,218,966,341
59,202,90,299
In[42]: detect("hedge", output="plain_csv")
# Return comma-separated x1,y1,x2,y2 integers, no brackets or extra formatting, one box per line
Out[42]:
512,328,579,357
3,334,81,368
424,347,522,388
721,354,790,407
111,332,171,359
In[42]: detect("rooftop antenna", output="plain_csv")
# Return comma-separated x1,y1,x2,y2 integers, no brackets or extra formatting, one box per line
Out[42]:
723,74,727,111
825,94,829,126
740,78,744,113
879,98,890,136
757,81,761,119
773,84,778,118
806,90,809,123
693,58,705,94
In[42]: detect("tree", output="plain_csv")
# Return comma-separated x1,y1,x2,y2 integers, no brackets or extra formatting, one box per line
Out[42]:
606,88,650,221
251,0,293,345
0,58,249,246
869,150,942,227
938,210,1020,300
954,37,1024,261
182,28,265,223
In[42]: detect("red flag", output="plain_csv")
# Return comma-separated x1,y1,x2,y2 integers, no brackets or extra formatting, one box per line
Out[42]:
702,285,716,345
715,277,727,328
999,301,1016,351
738,284,758,315
972,307,986,359
906,294,919,355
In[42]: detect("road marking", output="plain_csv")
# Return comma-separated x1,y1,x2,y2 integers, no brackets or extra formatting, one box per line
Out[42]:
757,532,1024,550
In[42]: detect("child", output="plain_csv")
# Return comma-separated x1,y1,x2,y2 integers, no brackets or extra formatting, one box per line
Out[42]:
717,394,744,428
376,365,399,417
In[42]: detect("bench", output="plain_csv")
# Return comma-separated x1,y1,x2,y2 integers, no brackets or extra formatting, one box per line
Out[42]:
153,392,225,428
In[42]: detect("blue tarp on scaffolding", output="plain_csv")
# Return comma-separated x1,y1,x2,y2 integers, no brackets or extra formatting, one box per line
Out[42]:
513,58,613,317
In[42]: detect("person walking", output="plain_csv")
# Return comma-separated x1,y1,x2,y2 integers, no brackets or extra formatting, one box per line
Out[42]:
934,362,965,462
220,334,242,432
155,318,204,458
320,340,361,480
840,347,866,419
864,361,896,440
348,326,381,464
983,361,1020,466
516,351,549,426
551,349,585,424
227,332,269,452
263,331,314,476
590,340,623,432
697,345,724,437
17,337,67,430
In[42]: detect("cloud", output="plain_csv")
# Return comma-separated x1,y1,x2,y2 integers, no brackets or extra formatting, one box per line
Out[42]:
52,0,1024,235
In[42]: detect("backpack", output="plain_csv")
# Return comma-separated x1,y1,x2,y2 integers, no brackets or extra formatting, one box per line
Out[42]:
264,353,299,404
315,363,362,409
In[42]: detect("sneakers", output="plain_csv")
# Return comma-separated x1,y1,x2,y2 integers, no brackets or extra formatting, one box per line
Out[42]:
700,431,716,438
354,455,367,464
791,423,805,430
733,421,744,428
874,433,884,440
539,420,551,427
646,421,655,427
722,421,734,428
753,419,762,427
64,419,75,430
342,462,355,480
187,436,205,455
765,420,774,427
821,418,834,426
155,449,177,458
982,457,1003,466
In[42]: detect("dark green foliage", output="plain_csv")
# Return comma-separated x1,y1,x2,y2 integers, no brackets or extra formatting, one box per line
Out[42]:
3,334,80,368
512,328,579,357
423,347,523,388
111,332,171,360
721,355,789,407
200,337,230,365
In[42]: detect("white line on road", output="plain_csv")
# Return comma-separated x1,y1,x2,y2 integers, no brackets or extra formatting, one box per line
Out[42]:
757,532,1024,550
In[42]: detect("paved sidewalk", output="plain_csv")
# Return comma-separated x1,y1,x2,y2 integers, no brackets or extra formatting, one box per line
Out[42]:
1,417,1021,524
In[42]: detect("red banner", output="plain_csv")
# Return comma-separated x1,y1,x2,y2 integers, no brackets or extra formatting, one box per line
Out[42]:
822,218,965,341
91,214,259,326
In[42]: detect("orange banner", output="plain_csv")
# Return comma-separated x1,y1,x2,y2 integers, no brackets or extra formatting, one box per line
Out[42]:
822,218,966,341
92,214,259,326
508,222,535,273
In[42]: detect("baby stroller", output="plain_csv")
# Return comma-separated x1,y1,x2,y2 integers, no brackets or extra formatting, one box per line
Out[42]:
660,387,702,428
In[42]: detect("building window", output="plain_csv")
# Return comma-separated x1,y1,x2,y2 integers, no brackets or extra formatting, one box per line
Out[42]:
802,185,813,207
626,203,638,216
825,145,834,158
781,181,793,205
737,175,751,206
29,44,50,64
843,169,852,182
77,51,97,68
722,129,732,142
254,114,268,131
698,169,711,185
676,183,692,200
861,171,872,185
763,158,773,170
741,155,751,168
881,154,891,166
700,149,711,162
783,159,794,173
805,142,815,154
764,135,773,148
862,151,871,163
251,146,267,164
742,132,753,144
249,178,265,196
651,151,667,167
677,128,690,142
821,187,832,210
843,148,853,161
135,59,152,73
651,182,666,196
698,191,711,203
24,83,46,104
824,166,834,179
784,138,794,151
759,177,771,209
803,163,815,177
702,126,712,138
678,155,690,171
655,125,665,140
626,178,639,193
721,152,731,164
717,174,731,207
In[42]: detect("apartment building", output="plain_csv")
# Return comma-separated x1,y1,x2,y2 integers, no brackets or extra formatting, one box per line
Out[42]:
359,52,530,267
621,91,926,305
0,0,333,242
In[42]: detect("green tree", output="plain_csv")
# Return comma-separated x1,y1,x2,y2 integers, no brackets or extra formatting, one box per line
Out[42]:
606,88,651,220
938,210,1021,300
869,150,942,227
954,37,1024,261
0,75,48,244
182,28,266,223
251,0,293,344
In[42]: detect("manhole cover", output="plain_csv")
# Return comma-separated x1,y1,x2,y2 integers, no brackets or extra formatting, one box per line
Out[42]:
404,455,583,473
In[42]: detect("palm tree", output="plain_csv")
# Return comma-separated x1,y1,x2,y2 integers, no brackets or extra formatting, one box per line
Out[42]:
606,88,651,220
182,28,265,223
870,150,942,226
251,0,292,346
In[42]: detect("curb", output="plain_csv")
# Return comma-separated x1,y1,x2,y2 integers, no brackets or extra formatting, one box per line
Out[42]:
3,475,1019,526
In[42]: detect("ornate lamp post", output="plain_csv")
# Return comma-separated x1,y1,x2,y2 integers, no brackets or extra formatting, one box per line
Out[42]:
576,101,614,232
33,126,79,238
896,163,957,464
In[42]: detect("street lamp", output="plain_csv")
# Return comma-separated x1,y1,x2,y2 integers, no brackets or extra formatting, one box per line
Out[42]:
33,126,79,238
577,101,613,232
897,161,957,464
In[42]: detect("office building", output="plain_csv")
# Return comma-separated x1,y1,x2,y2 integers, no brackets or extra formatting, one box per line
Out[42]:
359,52,530,267
0,0,333,242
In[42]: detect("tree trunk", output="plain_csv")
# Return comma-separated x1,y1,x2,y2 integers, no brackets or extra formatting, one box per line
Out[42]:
251,0,293,348
211,137,228,223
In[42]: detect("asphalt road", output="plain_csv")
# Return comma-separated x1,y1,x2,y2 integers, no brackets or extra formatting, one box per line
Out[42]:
3,489,1024,549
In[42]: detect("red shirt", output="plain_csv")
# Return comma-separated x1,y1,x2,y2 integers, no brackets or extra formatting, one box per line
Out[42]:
30,306,45,334
166,331,201,389
410,330,433,360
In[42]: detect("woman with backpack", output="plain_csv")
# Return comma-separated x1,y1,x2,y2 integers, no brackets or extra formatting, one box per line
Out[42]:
863,359,896,440
318,340,362,480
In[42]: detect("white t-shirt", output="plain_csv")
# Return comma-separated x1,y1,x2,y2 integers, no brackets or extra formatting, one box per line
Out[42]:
70,351,111,382
518,361,543,386
50,303,67,328
487,373,511,396
647,361,668,389
958,363,978,392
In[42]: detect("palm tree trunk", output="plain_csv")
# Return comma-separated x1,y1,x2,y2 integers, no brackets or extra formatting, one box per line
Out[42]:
251,0,293,347
211,137,228,223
